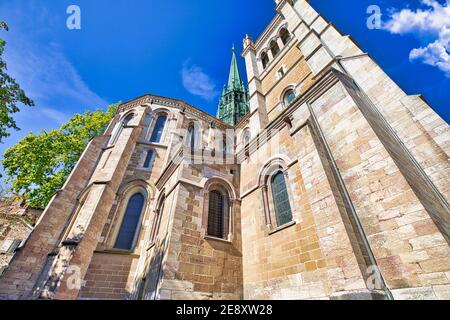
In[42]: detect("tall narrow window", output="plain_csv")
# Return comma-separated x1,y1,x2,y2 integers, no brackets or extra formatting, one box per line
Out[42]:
270,40,280,58
123,113,134,127
222,138,228,156
280,28,291,45
143,150,155,169
271,171,293,226
187,124,197,152
151,195,165,243
150,115,167,143
115,193,145,250
208,191,227,239
243,130,251,145
261,52,269,69
111,113,134,145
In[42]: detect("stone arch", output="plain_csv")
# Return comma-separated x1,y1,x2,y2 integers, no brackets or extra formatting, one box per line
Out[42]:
278,25,291,45
107,179,154,250
201,177,237,241
258,156,296,230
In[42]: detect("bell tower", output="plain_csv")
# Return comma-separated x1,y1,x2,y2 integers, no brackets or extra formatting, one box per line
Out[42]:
217,46,250,126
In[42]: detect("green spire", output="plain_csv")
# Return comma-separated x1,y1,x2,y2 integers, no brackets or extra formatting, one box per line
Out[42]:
227,46,244,91
217,46,250,126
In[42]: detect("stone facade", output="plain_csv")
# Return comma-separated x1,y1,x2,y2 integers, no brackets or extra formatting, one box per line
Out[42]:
0,0,449,300
0,199,42,276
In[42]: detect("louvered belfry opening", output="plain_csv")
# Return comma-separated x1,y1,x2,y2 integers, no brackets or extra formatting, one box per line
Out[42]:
208,190,227,239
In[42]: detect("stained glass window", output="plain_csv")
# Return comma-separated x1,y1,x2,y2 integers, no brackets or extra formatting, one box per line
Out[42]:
271,172,293,226
115,193,145,250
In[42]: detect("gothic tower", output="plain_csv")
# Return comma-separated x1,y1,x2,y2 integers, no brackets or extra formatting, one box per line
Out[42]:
217,47,249,125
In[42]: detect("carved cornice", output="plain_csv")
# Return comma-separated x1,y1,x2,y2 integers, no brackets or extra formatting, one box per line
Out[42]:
118,94,232,130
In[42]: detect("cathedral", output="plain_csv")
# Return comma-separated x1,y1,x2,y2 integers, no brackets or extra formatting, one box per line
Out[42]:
0,0,449,300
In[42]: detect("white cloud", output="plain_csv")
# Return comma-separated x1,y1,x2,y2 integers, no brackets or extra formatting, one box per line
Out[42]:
383,0,450,76
0,0,109,179
181,61,218,100
4,41,108,114
35,107,70,126
410,27,450,76
384,0,450,35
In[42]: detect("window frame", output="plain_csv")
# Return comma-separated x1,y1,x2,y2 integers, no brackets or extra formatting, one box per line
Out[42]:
279,28,291,46
202,179,235,243
142,149,156,170
243,129,251,146
284,89,296,106
186,121,201,153
261,51,270,69
109,112,135,146
270,171,294,227
148,113,168,144
269,40,281,58
207,190,228,239
259,159,297,233
110,187,149,252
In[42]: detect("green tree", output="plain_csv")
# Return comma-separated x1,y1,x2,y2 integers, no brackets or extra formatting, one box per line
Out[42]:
0,21,34,143
2,104,118,209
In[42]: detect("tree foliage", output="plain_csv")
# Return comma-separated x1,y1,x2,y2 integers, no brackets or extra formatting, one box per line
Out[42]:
0,21,34,143
2,104,118,209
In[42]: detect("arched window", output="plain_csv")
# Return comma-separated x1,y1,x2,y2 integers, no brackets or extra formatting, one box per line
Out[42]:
207,190,229,239
110,113,134,145
115,193,146,250
280,28,291,45
150,114,167,143
243,129,251,146
283,89,296,106
261,52,269,69
271,172,293,226
123,113,134,127
187,123,200,153
270,40,280,58
222,138,228,155
188,125,195,151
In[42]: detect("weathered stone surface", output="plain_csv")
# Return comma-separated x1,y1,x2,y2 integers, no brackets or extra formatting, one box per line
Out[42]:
1,0,449,301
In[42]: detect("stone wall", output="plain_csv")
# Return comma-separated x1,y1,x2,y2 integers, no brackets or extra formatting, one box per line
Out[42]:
0,200,42,276
79,252,138,300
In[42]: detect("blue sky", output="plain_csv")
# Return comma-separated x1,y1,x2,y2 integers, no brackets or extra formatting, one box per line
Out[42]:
0,0,449,181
